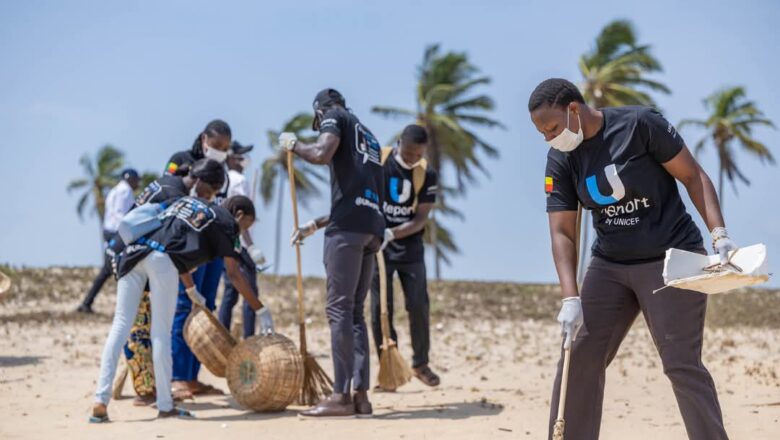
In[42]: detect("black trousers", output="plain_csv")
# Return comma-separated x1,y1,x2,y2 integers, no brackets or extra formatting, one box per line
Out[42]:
218,249,259,338
80,230,116,308
548,257,728,440
370,258,430,368
323,230,380,394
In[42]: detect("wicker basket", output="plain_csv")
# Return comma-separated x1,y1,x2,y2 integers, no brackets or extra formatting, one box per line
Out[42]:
227,334,303,412
183,305,236,378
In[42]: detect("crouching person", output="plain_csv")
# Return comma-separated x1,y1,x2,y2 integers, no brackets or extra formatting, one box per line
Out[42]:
91,195,266,422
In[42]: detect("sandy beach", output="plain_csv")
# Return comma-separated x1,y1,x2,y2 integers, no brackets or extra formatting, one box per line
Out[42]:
1,267,778,439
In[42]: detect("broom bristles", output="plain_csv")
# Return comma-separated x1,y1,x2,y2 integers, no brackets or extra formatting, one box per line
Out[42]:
552,419,565,440
112,362,128,400
377,342,412,391
298,352,333,406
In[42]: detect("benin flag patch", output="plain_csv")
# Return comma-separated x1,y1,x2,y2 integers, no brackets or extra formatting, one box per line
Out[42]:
545,176,553,193
166,162,178,174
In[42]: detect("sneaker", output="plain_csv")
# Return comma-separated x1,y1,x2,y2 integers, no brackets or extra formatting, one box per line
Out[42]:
299,393,355,419
413,365,441,387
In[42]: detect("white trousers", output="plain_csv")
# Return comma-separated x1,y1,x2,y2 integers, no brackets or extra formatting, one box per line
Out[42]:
94,251,178,412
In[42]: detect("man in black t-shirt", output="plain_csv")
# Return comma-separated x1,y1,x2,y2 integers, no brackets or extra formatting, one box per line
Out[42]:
528,78,733,440
281,88,384,418
369,124,441,389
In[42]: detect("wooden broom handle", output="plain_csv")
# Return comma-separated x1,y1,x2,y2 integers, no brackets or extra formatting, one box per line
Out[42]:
287,150,308,352
376,251,392,347
556,204,583,424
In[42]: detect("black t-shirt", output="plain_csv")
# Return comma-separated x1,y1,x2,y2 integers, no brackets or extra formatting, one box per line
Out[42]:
165,150,230,204
381,153,437,263
114,196,241,278
319,107,385,237
545,106,703,264
135,174,187,207
107,175,189,266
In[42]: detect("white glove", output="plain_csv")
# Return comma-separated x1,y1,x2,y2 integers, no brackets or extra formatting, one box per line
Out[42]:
247,245,266,265
379,228,395,251
186,286,206,307
291,219,318,246
557,297,583,350
278,132,298,151
711,227,738,265
256,306,275,335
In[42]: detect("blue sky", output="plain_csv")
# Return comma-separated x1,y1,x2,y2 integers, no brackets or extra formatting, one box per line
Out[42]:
1,0,778,286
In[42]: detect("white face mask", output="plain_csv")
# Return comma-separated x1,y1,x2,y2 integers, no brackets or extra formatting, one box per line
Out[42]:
203,143,228,163
395,152,422,170
547,108,584,152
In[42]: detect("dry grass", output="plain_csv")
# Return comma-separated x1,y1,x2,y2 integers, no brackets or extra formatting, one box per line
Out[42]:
0,266,778,329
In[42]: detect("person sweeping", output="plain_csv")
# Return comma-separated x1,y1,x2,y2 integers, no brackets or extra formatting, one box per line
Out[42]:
371,124,440,390
284,88,385,418
528,78,733,440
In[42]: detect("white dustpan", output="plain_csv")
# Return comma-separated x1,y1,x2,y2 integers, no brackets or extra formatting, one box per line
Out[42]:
662,243,770,294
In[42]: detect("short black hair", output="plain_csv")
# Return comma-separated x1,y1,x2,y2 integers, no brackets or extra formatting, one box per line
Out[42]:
528,78,585,112
191,119,232,157
400,124,428,145
189,158,226,190
222,195,255,219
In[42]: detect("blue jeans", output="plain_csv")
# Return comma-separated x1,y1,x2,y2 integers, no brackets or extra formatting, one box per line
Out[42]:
218,250,258,338
171,257,224,382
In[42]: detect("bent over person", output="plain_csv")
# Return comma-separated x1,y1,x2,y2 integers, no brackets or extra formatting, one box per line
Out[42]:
528,78,732,440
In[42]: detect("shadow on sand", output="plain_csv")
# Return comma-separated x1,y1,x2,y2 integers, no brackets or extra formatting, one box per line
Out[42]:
375,399,505,420
0,355,47,367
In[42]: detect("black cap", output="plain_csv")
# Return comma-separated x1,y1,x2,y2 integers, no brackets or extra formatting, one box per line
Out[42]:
312,88,346,129
121,168,139,180
230,140,254,155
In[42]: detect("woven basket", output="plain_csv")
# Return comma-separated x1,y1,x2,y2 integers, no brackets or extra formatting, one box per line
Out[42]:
184,305,236,378
227,334,303,412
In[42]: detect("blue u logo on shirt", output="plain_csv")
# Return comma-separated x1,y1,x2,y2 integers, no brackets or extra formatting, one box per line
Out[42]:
586,164,626,205
388,177,411,203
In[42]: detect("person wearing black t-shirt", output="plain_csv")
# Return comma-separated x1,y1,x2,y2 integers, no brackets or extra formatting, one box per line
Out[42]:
91,196,264,423
163,120,242,398
113,158,228,406
368,124,441,388
281,88,384,418
528,79,734,440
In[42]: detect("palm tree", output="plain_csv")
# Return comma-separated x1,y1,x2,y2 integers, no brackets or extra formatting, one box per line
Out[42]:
579,19,670,109
139,172,159,191
576,20,671,279
260,113,327,274
67,145,125,233
679,86,775,207
372,43,503,279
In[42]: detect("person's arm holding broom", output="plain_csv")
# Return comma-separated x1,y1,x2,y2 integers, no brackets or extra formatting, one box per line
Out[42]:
549,211,583,349
378,203,433,251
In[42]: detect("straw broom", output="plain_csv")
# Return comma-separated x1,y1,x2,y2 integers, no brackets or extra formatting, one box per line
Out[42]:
375,251,412,391
112,360,128,399
553,204,583,440
287,150,333,405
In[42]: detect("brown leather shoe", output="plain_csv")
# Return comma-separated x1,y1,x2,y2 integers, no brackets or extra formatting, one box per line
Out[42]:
353,390,373,418
413,365,441,387
299,393,355,419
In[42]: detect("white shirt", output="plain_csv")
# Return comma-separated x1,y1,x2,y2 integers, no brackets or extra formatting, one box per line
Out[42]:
227,169,250,198
103,180,135,233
